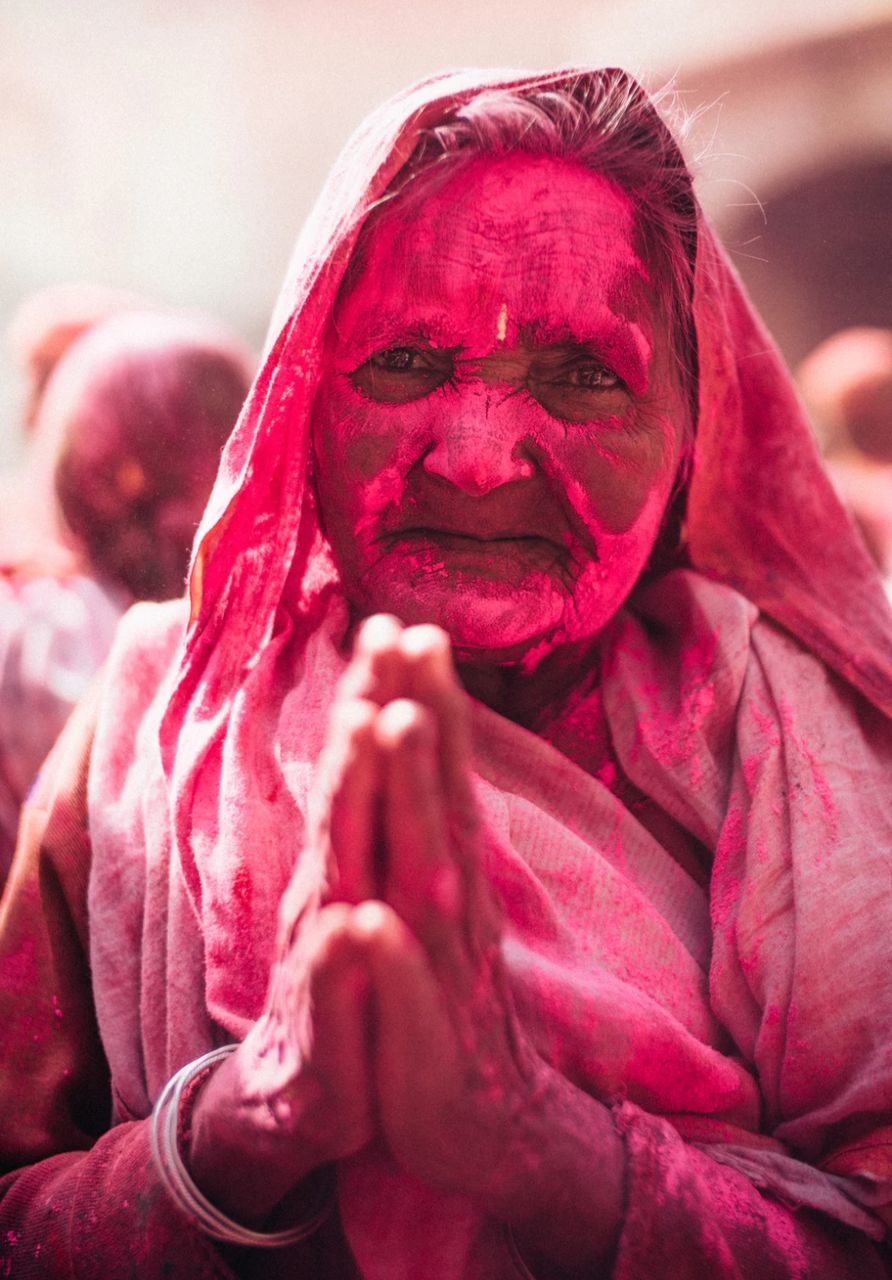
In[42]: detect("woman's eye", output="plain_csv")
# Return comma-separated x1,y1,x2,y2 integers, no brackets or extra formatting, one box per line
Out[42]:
528,355,628,423
564,362,622,391
350,345,454,403
370,347,425,372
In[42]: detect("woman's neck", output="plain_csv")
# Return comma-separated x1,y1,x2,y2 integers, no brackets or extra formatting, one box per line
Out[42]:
456,634,602,730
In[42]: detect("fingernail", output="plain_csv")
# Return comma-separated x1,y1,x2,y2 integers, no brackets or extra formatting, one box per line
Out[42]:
375,698,433,748
356,614,403,655
351,900,389,937
401,624,451,668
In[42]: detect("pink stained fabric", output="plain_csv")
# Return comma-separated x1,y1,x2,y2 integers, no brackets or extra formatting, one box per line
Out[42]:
0,571,124,882
77,68,892,1274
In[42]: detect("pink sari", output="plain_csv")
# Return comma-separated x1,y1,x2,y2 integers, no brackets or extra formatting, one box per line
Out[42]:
85,69,892,1275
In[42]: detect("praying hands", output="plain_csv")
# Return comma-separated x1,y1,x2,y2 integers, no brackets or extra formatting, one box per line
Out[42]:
186,615,625,1274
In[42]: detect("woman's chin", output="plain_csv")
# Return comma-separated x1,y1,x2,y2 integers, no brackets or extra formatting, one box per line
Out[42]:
368,579,567,661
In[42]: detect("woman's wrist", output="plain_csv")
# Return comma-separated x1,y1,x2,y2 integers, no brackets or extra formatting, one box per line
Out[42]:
151,1046,335,1246
483,1064,626,1274
183,1048,327,1229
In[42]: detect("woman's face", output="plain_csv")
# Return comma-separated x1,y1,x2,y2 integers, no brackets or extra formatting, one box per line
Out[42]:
312,152,688,664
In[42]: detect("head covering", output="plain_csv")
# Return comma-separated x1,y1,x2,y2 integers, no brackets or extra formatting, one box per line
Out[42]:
171,68,892,762
87,68,892,1272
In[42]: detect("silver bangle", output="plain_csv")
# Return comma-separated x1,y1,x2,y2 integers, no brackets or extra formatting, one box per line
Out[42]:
503,1222,540,1279
150,1044,334,1247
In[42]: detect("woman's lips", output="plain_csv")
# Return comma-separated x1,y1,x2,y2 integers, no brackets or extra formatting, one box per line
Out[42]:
384,527,572,576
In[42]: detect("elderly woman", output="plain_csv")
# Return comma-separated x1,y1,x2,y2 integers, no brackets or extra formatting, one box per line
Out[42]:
1,69,891,1279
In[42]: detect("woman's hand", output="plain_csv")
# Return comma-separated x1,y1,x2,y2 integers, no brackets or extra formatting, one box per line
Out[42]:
186,615,625,1269
347,619,626,1273
347,618,540,1197
184,658,388,1226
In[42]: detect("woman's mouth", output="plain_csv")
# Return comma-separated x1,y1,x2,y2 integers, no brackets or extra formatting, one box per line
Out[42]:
383,527,575,581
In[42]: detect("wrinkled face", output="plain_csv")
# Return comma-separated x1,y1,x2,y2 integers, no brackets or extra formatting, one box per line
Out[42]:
312,153,688,663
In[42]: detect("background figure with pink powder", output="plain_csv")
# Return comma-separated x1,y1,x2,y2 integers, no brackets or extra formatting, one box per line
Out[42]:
797,327,892,603
0,291,253,886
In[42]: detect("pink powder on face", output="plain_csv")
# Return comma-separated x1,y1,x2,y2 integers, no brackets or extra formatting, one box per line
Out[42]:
312,153,687,662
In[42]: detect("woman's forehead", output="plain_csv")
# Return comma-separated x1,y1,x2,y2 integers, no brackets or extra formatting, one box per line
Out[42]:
336,152,654,349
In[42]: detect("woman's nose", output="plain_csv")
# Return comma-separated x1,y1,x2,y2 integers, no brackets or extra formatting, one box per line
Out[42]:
421,385,534,495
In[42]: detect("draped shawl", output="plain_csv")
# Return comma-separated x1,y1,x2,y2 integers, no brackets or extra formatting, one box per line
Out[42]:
86,68,892,1275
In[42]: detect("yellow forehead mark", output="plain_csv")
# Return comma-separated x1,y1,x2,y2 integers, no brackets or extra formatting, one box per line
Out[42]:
496,302,508,344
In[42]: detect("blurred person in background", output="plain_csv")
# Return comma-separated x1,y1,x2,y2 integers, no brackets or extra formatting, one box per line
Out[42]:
0,308,253,885
0,69,891,1279
0,281,152,572
797,327,892,599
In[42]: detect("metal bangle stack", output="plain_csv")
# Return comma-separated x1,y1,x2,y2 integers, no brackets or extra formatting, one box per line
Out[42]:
150,1044,334,1248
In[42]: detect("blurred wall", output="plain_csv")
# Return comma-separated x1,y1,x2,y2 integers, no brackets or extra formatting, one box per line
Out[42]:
683,19,892,367
1,0,890,463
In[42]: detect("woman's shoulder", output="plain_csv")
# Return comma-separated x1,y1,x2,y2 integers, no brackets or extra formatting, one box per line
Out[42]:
101,597,188,697
622,566,885,727
91,597,189,769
